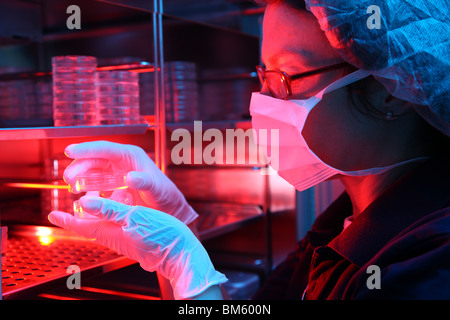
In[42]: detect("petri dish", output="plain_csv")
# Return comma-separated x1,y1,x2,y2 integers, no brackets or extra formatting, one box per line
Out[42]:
53,101,97,112
98,95,140,105
71,172,128,193
97,83,139,94
52,68,96,78
53,90,97,101
53,112,97,121
97,70,139,82
52,55,97,69
54,120,97,127
73,200,99,220
53,79,97,90
98,117,141,125
98,107,140,116
53,112,97,127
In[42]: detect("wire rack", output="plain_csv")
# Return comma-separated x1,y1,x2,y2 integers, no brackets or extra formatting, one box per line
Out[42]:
1,225,133,299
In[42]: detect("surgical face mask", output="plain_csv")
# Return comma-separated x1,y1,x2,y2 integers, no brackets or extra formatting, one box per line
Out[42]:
249,70,427,192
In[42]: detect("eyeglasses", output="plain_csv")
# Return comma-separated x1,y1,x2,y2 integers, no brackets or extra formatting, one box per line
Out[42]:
256,62,350,99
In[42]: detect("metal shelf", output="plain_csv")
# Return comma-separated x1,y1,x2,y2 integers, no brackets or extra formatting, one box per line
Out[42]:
0,62,155,82
0,120,253,140
192,202,264,241
0,124,150,141
167,120,252,132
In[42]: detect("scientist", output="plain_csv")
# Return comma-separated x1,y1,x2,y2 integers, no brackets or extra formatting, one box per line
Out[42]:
49,0,450,300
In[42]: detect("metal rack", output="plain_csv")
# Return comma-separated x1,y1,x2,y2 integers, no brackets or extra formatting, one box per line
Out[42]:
0,124,149,141
2,225,135,299
0,0,287,300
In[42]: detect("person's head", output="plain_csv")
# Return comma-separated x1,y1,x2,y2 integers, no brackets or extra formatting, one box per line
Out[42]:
256,0,448,171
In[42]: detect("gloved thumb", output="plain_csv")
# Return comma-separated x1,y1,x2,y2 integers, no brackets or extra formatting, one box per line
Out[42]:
80,195,132,226
48,209,125,247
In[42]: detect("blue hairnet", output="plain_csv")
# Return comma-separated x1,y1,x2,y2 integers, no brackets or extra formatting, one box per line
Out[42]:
305,0,450,136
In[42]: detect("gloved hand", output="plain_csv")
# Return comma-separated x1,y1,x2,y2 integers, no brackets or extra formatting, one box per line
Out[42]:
48,196,227,300
63,140,198,226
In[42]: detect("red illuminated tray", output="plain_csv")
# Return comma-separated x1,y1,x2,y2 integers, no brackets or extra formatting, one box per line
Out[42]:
1,225,134,299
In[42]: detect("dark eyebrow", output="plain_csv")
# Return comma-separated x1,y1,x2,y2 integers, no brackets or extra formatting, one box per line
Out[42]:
261,48,316,71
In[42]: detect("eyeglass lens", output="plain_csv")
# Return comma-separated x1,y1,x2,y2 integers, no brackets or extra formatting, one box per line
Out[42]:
265,71,288,98
257,67,289,98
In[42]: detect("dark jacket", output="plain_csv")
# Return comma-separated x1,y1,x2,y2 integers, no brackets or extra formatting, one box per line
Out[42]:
253,152,450,299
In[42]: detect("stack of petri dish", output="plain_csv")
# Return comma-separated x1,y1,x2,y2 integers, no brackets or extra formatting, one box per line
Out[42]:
34,80,53,121
0,80,34,121
165,61,198,123
139,71,155,116
0,65,54,126
139,61,198,123
52,55,98,126
97,70,140,125
0,67,28,123
0,80,22,121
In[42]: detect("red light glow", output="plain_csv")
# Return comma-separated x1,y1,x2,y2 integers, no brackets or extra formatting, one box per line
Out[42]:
80,286,160,300
97,63,156,73
38,236,55,246
4,182,69,189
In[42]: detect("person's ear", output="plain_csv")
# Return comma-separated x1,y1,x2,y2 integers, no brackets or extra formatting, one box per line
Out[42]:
367,79,413,120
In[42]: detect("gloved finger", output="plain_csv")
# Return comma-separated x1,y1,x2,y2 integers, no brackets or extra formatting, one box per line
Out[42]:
65,140,131,162
48,210,103,239
48,210,125,250
126,171,156,192
109,188,135,205
80,195,132,226
63,158,111,184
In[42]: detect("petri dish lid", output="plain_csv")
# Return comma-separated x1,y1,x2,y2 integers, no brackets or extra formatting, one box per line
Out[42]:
98,118,141,125
73,200,99,219
53,79,97,90
98,107,140,116
53,102,97,112
52,55,97,68
53,113,97,122
98,95,140,105
97,70,139,81
53,90,97,101
71,171,128,192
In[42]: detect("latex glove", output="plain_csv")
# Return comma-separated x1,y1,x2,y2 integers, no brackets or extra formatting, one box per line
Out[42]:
48,196,227,300
63,140,198,225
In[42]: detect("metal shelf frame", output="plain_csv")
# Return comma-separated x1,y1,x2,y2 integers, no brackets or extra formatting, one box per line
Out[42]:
0,0,275,299
0,124,150,141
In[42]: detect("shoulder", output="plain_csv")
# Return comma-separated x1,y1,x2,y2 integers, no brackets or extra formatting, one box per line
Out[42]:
353,207,450,299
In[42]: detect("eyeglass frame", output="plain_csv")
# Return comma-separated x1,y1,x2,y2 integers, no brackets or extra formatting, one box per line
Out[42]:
256,62,351,99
